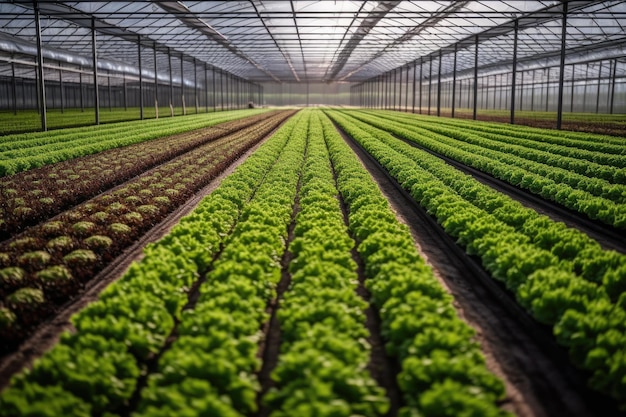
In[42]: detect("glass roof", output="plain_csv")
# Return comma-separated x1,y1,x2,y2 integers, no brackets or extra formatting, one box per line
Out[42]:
1,0,625,83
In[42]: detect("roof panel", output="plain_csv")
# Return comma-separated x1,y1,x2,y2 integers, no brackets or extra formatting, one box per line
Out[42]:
0,1,624,84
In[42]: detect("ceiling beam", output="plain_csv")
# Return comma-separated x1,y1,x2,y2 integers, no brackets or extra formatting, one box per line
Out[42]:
324,1,401,82
156,1,281,82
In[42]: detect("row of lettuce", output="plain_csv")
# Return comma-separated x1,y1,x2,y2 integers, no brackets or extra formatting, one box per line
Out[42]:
364,110,626,167
326,109,626,408
0,109,512,416
348,110,626,229
0,113,291,352
0,111,281,240
0,109,267,177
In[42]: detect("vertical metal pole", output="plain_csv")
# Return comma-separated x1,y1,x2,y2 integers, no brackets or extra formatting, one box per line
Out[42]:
204,64,209,113
418,59,423,114
451,44,457,118
510,20,519,123
398,67,403,111
428,58,433,115
122,69,127,111
473,36,479,120
154,43,158,118
79,65,84,112
583,63,589,111
393,69,397,110
212,67,216,112
107,69,111,112
484,75,489,109
387,72,391,109
180,57,185,115
405,66,409,111
609,59,617,114
379,75,383,108
383,73,387,109
556,1,567,129
11,56,18,115
570,64,575,112
437,50,442,116
34,2,48,130
411,61,416,113
220,70,224,111
606,60,613,111
531,69,536,111
138,37,144,120
194,59,198,113
168,50,173,116
499,74,503,109
58,68,64,113
511,71,525,111
91,17,99,126
545,68,550,112
595,62,602,114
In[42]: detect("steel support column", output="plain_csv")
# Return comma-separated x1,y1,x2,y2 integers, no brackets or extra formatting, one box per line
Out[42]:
204,64,209,113
79,66,84,112
511,70,526,111
418,59,423,114
212,67,216,112
437,50,442,116
596,63,602,114
510,19,519,124
180,57,185,115
570,64,575,112
409,62,415,113
59,68,65,113
451,44,457,118
122,69,127,111
10,57,17,115
473,36,479,120
107,69,111,112
545,68,550,112
91,17,99,126
154,43,158,118
556,1,568,129
610,59,617,114
194,59,198,114
399,67,403,111
428,58,433,115
393,69,397,110
220,71,224,111
138,37,144,120
35,2,47,130
168,50,173,116
404,66,409,111
531,69,536,111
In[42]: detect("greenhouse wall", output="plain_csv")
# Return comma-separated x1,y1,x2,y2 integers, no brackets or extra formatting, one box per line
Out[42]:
260,82,351,107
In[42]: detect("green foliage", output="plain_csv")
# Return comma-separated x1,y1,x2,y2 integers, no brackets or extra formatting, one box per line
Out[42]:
320,111,508,416
325,108,626,408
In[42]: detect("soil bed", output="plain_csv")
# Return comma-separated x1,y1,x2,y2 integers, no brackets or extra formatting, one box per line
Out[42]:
390,133,626,253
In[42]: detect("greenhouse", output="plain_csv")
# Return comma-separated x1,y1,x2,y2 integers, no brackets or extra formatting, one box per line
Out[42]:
0,1,625,417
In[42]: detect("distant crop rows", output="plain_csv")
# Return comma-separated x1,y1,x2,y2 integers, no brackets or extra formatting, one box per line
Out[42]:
0,109,266,176
326,109,626,408
347,110,626,228
0,111,280,240
1,110,510,417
